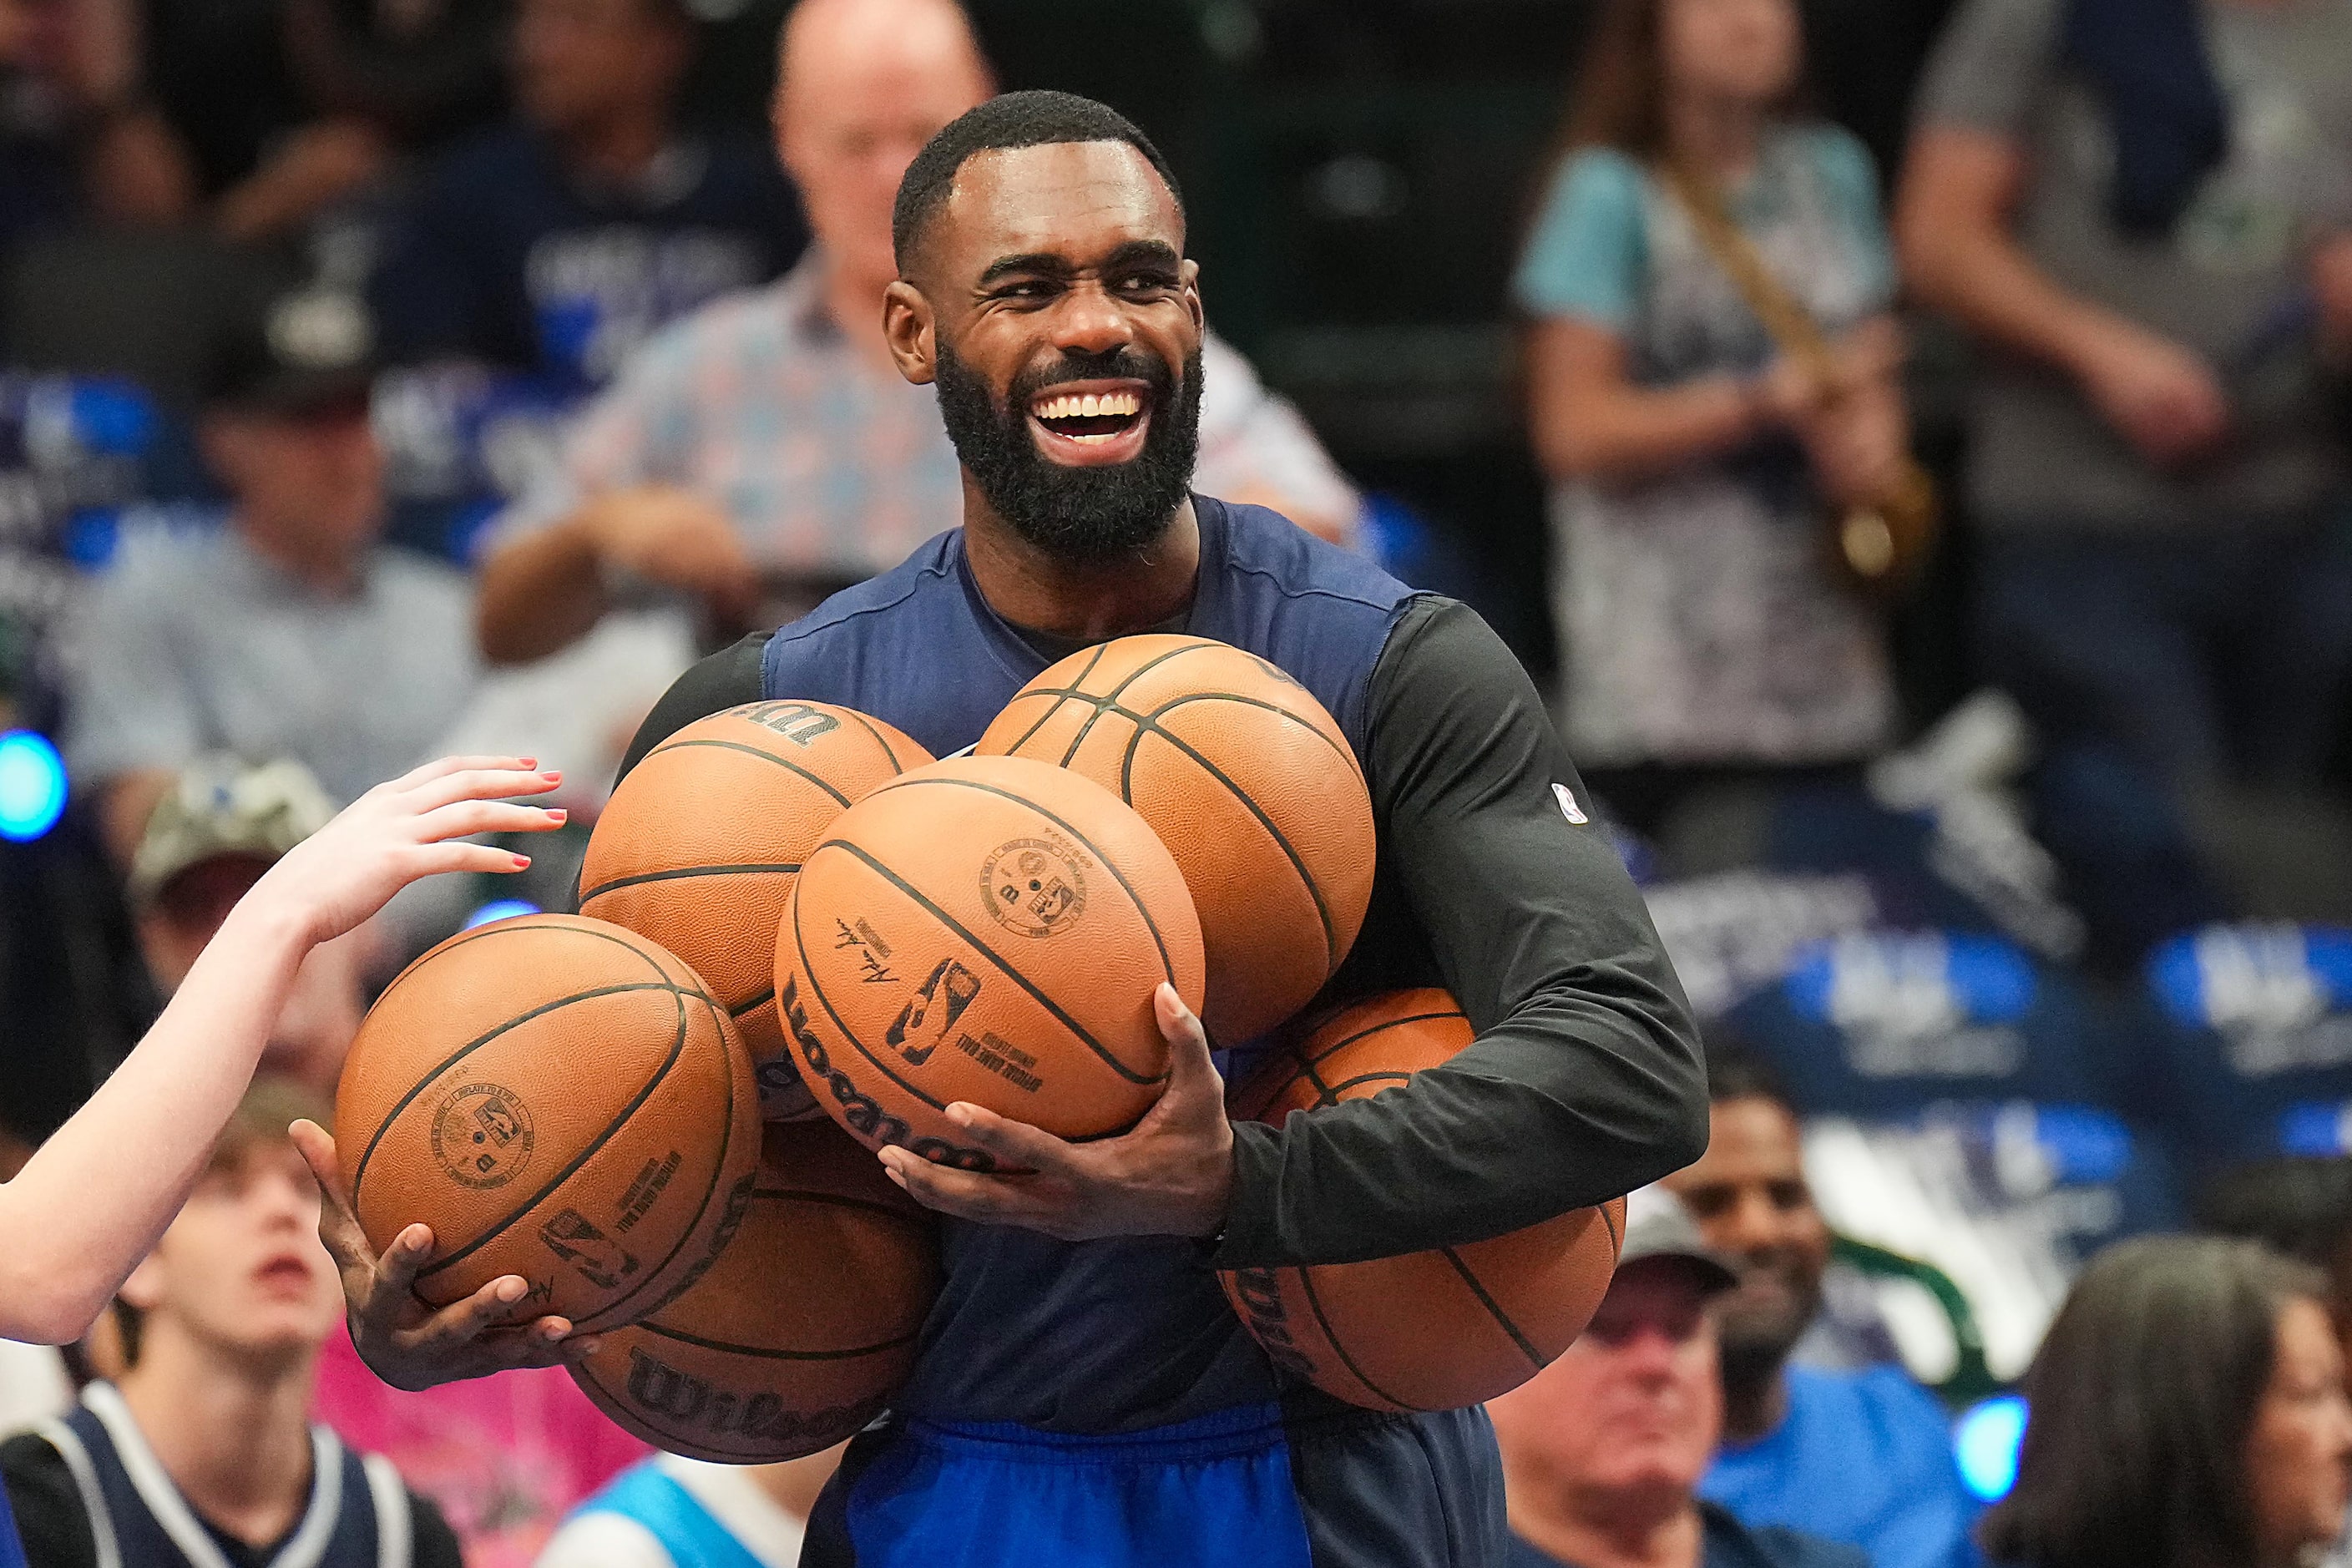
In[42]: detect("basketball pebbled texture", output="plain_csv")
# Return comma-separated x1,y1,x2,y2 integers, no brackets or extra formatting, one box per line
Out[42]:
571,1120,941,1462
776,754,1206,1170
976,635,1375,1045
580,701,931,1122
1218,989,1626,1413
336,914,763,1334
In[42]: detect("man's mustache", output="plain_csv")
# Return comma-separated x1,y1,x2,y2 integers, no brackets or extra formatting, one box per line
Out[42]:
1009,351,1177,404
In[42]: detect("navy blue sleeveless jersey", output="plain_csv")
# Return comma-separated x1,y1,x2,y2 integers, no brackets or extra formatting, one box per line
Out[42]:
0,1383,460,1568
620,495,1707,1566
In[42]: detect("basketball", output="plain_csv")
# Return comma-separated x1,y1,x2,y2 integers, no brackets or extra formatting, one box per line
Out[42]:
336,914,763,1333
776,754,1205,1169
571,1120,940,1463
1219,990,1626,1412
975,635,1374,1045
579,701,932,1121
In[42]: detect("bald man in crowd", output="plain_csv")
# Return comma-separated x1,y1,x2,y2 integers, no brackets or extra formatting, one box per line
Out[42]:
473,0,1359,665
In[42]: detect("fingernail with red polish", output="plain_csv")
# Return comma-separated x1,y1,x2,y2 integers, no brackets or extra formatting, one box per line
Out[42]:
510,853,531,869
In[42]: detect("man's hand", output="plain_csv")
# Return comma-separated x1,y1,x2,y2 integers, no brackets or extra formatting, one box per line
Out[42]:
2071,316,2229,468
291,1120,599,1392
581,484,760,615
876,985,1236,1242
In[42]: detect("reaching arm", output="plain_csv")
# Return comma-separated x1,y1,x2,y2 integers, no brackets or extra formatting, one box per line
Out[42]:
1212,598,1707,1265
0,756,561,1344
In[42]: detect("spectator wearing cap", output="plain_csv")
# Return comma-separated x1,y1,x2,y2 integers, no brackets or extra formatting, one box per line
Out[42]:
1662,1055,1978,1568
127,756,364,1098
1491,1186,1864,1568
63,279,477,865
471,0,1361,665
371,0,807,388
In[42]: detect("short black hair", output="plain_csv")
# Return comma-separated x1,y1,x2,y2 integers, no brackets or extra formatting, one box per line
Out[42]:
1703,1040,1791,1112
1981,1237,2325,1568
891,89,1185,274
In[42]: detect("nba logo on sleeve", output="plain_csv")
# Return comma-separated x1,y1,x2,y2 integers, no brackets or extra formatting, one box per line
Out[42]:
1552,782,1589,825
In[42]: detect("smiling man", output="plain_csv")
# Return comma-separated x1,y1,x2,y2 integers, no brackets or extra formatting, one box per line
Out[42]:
308,91,1705,1568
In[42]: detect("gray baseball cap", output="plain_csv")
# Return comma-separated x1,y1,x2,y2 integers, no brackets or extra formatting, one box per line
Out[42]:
1616,1185,1740,1293
129,756,336,908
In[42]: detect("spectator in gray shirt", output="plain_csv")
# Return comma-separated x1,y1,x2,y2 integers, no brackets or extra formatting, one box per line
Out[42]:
65,282,477,863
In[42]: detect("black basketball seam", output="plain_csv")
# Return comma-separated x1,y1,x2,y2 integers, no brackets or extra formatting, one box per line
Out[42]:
579,862,802,903
1601,1199,1623,1258
348,980,693,1209
1303,1010,1465,1070
1318,1070,1419,1099
815,837,1167,1088
837,707,915,773
788,889,955,1115
999,642,1109,757
729,987,774,1019
856,772,1186,996
1115,716,1340,966
642,737,854,808
574,987,751,1330
367,916,672,1015
1057,640,1219,763
416,984,692,1285
635,1320,922,1361
1296,1267,1429,1412
574,1356,888,1460
1141,690,1360,779
1436,1246,1548,1370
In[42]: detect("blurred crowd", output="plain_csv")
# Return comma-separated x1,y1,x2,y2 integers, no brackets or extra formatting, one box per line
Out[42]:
1,0,2350,1563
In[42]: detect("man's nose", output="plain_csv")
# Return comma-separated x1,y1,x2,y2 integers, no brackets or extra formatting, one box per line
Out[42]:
1050,282,1135,358
1718,1188,1788,1253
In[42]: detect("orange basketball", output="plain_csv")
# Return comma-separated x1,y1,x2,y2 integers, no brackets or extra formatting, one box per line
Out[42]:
976,635,1374,1044
1219,991,1625,1412
776,754,1205,1169
580,701,931,1121
571,1121,939,1462
336,915,762,1333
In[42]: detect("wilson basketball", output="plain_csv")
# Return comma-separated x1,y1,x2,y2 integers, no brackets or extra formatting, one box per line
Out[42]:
572,1120,940,1462
336,914,762,1334
975,635,1374,1044
1219,990,1626,1412
580,701,931,1121
776,754,1205,1169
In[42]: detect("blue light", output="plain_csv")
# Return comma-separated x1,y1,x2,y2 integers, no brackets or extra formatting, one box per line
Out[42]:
0,731,68,842
1955,1394,2029,1502
464,898,539,929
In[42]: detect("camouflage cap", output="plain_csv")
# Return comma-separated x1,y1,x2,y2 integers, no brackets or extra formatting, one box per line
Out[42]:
129,756,336,908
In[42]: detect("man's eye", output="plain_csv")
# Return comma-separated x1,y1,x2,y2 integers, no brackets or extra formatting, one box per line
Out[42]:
1120,274,1176,293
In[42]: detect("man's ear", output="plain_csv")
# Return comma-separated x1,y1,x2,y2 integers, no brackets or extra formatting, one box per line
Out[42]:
883,280,938,387
1181,257,1205,337
118,1252,166,1313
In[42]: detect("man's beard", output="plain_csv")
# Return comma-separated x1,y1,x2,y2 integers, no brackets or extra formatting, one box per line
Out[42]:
933,338,1202,568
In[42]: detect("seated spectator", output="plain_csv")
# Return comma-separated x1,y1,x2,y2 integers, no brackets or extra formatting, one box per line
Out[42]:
534,1444,841,1568
62,277,476,864
473,0,1360,665
1514,0,1909,842
372,0,807,388
128,756,369,1096
0,1079,466,1568
1662,1055,1979,1568
1490,1186,1863,1568
1897,0,2352,949
1982,1236,2352,1568
2200,1156,2352,1348
74,0,508,240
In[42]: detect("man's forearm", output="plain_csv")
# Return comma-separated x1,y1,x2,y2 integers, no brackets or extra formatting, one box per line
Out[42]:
475,514,610,666
1897,131,2117,382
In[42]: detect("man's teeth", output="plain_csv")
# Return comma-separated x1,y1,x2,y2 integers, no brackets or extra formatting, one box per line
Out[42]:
1031,391,1143,422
